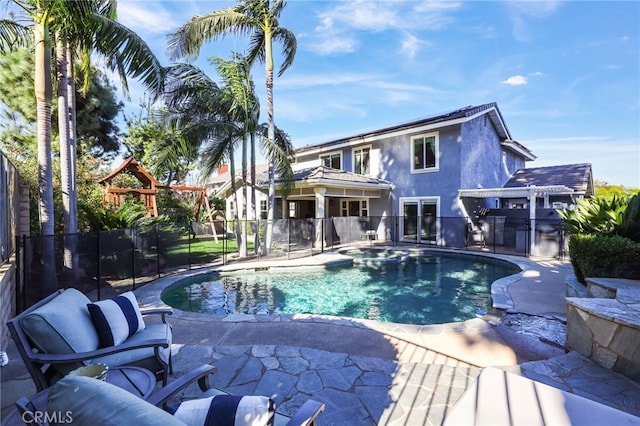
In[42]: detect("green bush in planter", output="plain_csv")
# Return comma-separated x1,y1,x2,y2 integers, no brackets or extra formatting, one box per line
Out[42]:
568,234,640,283
618,193,640,242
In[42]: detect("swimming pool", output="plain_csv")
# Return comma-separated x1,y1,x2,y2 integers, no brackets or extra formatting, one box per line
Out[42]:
161,252,520,325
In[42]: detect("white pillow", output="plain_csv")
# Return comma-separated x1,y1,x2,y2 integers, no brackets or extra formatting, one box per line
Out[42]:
87,291,145,347
174,395,276,426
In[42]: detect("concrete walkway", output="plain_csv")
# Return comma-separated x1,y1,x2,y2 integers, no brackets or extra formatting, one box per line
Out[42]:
2,250,640,425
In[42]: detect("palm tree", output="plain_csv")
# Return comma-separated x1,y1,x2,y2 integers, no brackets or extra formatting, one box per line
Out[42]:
161,63,246,251
167,0,297,254
54,1,164,276
1,1,164,290
211,54,260,257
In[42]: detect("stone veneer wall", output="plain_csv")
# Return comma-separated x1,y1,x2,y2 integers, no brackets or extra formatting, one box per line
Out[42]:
0,177,29,352
0,261,16,351
566,289,640,381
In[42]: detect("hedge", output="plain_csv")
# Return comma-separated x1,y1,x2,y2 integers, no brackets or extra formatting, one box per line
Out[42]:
568,234,640,283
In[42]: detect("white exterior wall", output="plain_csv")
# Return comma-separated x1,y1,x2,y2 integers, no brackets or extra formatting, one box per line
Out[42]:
226,186,268,220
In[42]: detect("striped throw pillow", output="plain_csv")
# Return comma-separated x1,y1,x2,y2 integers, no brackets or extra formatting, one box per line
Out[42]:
87,292,146,348
173,395,276,426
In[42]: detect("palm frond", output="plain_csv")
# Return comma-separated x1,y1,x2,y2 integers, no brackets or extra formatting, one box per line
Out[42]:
91,14,165,99
273,27,296,76
259,123,295,197
166,9,254,61
0,19,32,53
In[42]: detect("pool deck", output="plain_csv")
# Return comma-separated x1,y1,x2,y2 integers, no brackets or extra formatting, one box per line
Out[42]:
2,249,640,424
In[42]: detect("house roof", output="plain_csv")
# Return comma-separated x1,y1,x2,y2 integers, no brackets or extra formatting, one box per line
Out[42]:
295,102,535,161
504,163,594,196
98,156,159,187
282,166,393,188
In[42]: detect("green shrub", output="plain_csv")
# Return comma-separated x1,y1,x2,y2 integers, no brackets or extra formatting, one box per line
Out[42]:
618,193,640,242
558,196,627,236
568,234,640,283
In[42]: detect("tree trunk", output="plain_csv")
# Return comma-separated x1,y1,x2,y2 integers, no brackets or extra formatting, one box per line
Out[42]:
35,21,57,295
66,43,79,275
240,135,248,258
229,146,242,256
57,36,74,280
250,132,259,255
265,31,275,255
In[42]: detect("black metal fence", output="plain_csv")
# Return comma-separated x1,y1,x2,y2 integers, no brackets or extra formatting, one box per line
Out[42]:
14,215,566,313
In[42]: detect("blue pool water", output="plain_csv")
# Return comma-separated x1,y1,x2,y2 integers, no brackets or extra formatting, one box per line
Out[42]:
161,252,520,325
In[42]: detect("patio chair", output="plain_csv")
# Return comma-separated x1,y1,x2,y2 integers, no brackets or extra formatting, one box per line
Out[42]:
466,220,486,248
7,288,173,392
11,364,325,426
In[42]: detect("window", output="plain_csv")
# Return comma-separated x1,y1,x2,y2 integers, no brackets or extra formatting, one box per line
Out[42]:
341,199,368,217
320,152,342,169
412,133,438,172
260,200,267,220
288,202,296,218
353,146,370,175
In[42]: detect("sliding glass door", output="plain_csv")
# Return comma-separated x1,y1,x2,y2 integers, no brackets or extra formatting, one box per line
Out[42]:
400,197,439,243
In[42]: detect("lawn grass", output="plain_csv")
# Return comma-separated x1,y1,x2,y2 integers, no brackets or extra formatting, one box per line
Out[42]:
163,235,254,268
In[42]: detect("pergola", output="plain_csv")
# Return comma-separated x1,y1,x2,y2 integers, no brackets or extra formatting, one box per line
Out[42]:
98,157,218,241
458,185,574,254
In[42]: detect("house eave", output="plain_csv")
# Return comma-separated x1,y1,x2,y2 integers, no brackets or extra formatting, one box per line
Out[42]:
502,140,537,161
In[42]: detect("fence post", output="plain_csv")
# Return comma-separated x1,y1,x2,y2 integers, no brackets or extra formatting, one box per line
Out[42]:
131,228,136,291
96,231,101,301
15,235,21,313
223,219,227,265
287,219,291,260
156,222,161,278
188,221,192,270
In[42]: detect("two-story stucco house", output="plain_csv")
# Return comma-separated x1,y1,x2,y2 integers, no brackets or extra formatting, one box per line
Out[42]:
214,102,592,256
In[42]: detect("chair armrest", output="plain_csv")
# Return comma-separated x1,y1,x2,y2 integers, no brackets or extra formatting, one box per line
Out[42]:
27,337,170,364
146,364,217,407
285,399,326,426
141,307,173,323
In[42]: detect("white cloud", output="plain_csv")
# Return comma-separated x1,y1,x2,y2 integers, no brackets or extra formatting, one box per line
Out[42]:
279,73,376,89
306,0,460,56
503,75,528,86
316,1,401,32
506,1,562,42
306,35,358,56
509,1,562,18
371,81,440,93
117,2,179,36
400,33,429,60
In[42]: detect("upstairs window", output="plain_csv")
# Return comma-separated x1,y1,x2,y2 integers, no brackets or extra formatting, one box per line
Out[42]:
412,133,438,172
320,152,342,169
353,146,371,175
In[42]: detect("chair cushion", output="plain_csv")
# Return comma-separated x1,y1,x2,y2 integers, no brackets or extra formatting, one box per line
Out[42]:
20,288,99,355
91,323,171,371
174,395,276,426
48,375,184,425
87,292,146,347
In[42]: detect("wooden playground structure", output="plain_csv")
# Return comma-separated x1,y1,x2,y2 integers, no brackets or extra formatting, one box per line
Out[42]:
97,157,218,241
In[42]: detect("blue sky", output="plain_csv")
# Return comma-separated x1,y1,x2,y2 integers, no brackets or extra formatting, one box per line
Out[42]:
115,0,640,188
